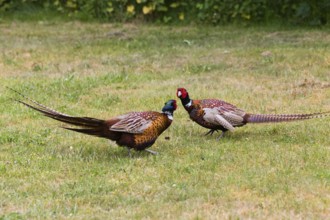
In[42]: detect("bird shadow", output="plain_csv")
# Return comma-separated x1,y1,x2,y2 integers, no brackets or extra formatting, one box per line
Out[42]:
48,143,156,162
199,126,296,143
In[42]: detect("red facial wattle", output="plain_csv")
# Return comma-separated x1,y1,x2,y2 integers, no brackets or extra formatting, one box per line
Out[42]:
177,88,187,99
173,100,177,110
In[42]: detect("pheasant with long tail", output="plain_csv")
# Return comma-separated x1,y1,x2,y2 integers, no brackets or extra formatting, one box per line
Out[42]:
11,88,177,156
177,87,329,140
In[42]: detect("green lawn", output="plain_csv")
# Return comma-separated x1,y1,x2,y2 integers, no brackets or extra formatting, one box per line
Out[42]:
0,21,329,219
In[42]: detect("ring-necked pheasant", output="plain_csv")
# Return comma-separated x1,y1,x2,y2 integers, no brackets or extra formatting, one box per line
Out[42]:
177,87,329,139
11,88,177,156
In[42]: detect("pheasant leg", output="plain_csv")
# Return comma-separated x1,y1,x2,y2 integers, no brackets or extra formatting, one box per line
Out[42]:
216,131,226,141
204,129,218,136
145,149,158,155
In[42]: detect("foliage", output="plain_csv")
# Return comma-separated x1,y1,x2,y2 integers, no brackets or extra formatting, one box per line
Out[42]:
0,1,329,24
267,0,330,25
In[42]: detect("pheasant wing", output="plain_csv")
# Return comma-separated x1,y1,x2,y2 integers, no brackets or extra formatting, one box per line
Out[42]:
214,114,235,131
203,108,235,131
200,99,246,126
110,112,154,134
215,106,246,126
203,105,246,130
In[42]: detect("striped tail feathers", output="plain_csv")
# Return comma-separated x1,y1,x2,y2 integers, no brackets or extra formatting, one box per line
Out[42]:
9,87,108,137
14,97,105,128
7,87,71,117
246,111,330,123
62,127,107,138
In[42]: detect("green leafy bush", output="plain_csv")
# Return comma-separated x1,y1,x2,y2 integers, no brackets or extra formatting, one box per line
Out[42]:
267,0,329,25
0,0,329,25
195,0,267,24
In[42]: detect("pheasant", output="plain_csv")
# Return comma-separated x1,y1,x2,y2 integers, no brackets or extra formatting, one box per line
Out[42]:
177,87,329,139
11,88,177,156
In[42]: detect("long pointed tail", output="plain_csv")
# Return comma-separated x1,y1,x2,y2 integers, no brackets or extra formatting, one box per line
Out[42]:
9,87,110,138
246,111,329,123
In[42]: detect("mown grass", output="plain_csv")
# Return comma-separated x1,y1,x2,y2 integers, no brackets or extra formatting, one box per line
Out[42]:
0,20,329,219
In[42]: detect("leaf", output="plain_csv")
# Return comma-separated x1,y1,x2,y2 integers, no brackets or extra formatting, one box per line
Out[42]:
143,6,153,14
107,7,114,13
170,3,179,8
127,5,135,14
242,14,251,20
157,6,168,12
179,12,185,20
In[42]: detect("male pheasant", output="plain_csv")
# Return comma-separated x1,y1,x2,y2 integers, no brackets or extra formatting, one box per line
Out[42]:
11,88,177,155
177,87,329,139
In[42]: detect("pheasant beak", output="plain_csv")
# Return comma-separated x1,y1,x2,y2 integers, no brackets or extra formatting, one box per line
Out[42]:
177,91,182,98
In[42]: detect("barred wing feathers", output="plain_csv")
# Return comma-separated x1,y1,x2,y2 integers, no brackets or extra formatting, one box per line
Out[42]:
110,112,159,134
202,103,246,128
203,106,246,131
199,99,238,109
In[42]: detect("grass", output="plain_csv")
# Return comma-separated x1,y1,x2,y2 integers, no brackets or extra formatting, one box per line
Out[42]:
0,20,329,219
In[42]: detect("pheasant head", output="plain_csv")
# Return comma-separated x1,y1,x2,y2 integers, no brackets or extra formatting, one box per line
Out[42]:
177,88,192,108
162,99,177,119
177,88,188,99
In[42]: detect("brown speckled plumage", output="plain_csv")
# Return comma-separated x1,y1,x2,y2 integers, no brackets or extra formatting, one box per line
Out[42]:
134,113,172,150
177,87,329,139
11,88,177,154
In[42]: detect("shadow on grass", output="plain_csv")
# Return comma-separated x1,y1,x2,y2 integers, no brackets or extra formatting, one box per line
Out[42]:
192,125,300,143
48,143,158,162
